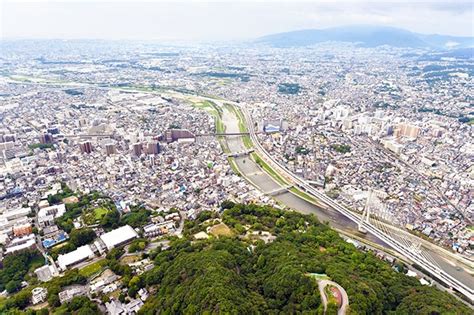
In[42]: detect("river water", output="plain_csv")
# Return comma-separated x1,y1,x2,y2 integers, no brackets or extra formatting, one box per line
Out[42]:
220,103,474,291
220,105,386,245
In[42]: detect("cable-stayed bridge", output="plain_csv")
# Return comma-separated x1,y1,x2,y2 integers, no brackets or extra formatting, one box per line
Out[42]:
240,105,474,302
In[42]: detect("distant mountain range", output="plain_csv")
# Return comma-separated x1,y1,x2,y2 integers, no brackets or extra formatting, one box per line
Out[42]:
257,25,474,49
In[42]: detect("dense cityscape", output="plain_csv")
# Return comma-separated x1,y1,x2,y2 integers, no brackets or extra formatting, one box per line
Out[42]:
0,8,473,315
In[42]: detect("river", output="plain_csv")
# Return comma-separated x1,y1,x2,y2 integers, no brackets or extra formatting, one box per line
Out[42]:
219,102,474,292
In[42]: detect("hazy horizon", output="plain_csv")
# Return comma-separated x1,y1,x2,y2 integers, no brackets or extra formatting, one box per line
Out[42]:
1,0,473,41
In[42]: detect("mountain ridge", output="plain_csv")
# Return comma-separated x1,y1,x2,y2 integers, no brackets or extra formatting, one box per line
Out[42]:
257,25,474,49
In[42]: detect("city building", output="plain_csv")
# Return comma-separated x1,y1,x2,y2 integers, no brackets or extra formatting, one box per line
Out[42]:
57,245,95,270
143,221,174,237
395,123,421,139
5,234,37,254
105,143,117,156
39,133,53,144
13,223,33,237
3,134,16,142
47,126,60,135
31,287,48,305
164,129,195,143
79,141,93,154
145,141,160,155
99,225,138,251
38,204,66,228
132,143,143,157
35,264,57,282
382,139,404,154
261,119,287,133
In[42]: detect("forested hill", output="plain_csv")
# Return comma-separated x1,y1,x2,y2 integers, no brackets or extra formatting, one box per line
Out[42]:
138,203,470,314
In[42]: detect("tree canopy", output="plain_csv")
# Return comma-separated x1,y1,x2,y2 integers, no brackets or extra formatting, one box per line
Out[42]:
138,203,470,314
1,203,469,314
0,250,43,293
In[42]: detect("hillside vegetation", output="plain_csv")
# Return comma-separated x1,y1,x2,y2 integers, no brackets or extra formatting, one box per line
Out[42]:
138,203,469,314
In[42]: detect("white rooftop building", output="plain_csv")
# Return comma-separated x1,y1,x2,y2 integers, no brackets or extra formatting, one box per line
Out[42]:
37,204,66,228
57,245,95,270
35,264,57,282
38,204,66,219
0,207,31,221
5,233,36,254
100,225,138,250
31,287,47,305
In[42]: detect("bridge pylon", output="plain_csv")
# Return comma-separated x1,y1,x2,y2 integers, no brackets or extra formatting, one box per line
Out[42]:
358,189,386,233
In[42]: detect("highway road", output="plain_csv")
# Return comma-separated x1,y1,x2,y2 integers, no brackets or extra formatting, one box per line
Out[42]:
12,77,472,302
220,104,387,245
217,100,473,302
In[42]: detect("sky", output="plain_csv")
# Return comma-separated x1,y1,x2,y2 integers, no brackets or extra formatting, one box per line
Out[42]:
1,0,473,41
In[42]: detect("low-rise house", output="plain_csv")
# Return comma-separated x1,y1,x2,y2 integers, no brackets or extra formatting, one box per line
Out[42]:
125,299,144,313
138,288,149,301
89,270,120,294
105,299,127,314
105,298,144,315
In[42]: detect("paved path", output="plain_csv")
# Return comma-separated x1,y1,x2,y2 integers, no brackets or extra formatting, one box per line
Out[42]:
317,280,349,315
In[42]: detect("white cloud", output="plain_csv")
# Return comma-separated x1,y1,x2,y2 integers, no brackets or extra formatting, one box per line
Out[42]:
1,1,472,40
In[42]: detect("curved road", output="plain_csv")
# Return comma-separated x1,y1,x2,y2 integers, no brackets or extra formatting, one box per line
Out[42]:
318,280,349,315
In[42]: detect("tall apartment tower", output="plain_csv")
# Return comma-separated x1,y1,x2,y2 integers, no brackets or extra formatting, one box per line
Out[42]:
396,123,420,139
146,141,160,155
105,143,117,156
79,141,93,154
40,133,53,144
132,142,143,157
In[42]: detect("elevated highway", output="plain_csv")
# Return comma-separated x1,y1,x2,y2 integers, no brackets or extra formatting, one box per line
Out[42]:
239,105,474,303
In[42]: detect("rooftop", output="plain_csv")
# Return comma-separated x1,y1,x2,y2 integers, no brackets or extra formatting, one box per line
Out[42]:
57,245,94,269
99,225,138,250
